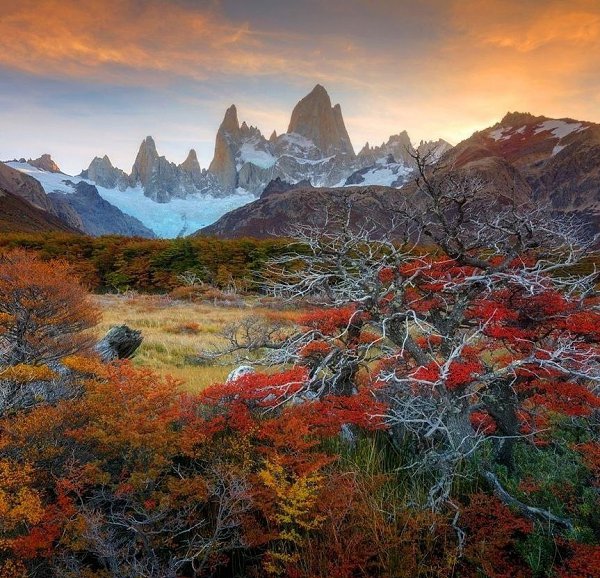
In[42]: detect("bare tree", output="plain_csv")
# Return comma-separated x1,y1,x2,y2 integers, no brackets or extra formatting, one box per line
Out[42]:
248,155,599,527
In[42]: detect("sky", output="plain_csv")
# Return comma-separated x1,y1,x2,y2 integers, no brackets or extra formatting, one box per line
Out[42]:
1,0,599,175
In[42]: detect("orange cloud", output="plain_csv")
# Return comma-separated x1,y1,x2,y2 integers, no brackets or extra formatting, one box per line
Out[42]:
1,0,599,156
0,0,384,87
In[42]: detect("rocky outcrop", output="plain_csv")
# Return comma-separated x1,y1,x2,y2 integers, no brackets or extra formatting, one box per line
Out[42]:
129,137,219,202
416,139,453,162
48,182,155,237
179,149,202,181
287,84,355,157
80,155,128,190
27,153,62,173
260,177,314,199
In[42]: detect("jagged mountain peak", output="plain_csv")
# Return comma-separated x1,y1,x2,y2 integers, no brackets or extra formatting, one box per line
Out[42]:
310,83,329,98
28,153,62,173
140,135,158,154
499,111,545,127
81,154,128,190
287,85,354,156
220,105,240,135
183,148,198,161
180,149,201,174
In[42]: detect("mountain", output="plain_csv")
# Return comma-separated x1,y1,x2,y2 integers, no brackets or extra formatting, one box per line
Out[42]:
27,153,62,173
80,155,129,190
48,181,155,237
0,160,53,211
0,161,81,234
197,184,400,239
0,188,81,234
205,84,423,196
7,160,251,238
5,161,155,238
79,85,443,204
348,134,452,186
195,111,600,239
440,112,600,228
287,84,355,157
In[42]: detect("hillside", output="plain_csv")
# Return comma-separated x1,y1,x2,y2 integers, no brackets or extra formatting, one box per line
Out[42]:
0,187,81,234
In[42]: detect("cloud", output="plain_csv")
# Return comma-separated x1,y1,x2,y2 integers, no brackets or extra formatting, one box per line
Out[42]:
0,0,389,88
1,0,599,172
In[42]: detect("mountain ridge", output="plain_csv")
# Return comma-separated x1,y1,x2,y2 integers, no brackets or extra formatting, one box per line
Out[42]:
195,111,600,239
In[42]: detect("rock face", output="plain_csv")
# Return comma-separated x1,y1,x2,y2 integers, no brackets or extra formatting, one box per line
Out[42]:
130,136,219,202
0,161,52,211
287,84,355,156
80,155,128,190
208,105,241,193
27,154,61,173
48,182,155,237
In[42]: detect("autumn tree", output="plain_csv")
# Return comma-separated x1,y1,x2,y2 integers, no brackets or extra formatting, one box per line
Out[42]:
0,250,99,414
257,157,600,528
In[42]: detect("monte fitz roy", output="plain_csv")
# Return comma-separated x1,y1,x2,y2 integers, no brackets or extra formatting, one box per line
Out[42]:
3,83,599,239
2,85,450,238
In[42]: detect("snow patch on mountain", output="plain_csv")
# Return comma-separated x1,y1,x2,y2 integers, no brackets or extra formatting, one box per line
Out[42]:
238,142,276,169
8,162,80,194
7,162,254,238
534,120,586,139
488,126,526,141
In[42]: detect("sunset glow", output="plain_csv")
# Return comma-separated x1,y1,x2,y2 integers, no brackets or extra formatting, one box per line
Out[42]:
1,0,599,173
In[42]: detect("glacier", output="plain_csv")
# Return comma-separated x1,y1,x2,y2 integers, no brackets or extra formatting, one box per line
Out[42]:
7,162,255,238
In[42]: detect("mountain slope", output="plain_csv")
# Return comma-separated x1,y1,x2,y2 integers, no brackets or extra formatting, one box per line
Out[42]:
440,112,600,227
0,161,53,211
0,187,81,234
6,162,156,237
197,185,401,239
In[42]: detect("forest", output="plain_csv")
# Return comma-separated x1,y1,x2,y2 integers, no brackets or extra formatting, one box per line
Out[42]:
1,172,599,578
0,233,289,293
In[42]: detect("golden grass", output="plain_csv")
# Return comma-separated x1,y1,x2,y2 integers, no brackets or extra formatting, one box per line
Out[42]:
93,294,262,392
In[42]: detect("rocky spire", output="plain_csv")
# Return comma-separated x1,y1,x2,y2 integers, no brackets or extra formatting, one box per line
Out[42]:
221,105,240,136
287,85,355,157
179,149,202,183
208,106,241,193
82,155,128,189
130,136,159,187
269,130,278,142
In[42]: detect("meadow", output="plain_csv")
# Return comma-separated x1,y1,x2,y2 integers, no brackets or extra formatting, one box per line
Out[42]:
94,293,296,391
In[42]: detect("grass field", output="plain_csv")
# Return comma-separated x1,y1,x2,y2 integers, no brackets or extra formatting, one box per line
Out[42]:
94,293,299,392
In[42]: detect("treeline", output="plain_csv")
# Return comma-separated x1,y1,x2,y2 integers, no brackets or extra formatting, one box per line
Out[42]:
0,233,290,293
